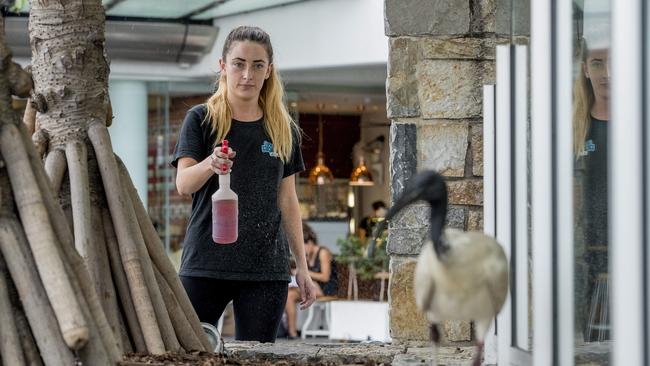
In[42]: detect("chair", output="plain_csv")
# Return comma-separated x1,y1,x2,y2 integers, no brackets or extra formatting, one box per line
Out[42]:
301,296,338,339
585,273,609,342
373,271,390,302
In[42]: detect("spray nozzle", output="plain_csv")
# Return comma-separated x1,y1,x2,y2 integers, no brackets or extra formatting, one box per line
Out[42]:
221,140,229,172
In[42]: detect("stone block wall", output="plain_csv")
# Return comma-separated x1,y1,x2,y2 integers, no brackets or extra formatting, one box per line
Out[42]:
384,0,497,344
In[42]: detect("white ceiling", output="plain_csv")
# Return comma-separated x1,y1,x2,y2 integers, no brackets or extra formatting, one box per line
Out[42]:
13,0,311,20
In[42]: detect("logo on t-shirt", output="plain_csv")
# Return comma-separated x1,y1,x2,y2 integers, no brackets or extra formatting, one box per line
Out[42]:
578,139,596,157
261,141,279,157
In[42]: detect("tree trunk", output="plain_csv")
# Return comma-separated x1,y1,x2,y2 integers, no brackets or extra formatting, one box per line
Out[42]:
119,158,212,350
0,0,211,362
0,257,26,366
25,0,207,358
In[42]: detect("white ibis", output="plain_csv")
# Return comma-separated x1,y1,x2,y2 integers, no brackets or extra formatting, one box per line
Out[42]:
373,170,509,366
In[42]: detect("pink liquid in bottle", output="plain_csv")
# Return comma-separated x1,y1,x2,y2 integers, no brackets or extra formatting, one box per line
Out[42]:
212,199,238,244
211,140,238,244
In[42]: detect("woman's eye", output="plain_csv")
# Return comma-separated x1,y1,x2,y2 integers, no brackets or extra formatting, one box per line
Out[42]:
255,64,264,69
590,61,604,69
234,62,244,68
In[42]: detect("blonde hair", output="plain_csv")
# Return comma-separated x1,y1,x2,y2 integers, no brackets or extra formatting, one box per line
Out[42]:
572,38,594,158
204,26,299,163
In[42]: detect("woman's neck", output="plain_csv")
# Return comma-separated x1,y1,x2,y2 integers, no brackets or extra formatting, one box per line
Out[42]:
228,95,263,121
307,246,318,260
590,99,609,120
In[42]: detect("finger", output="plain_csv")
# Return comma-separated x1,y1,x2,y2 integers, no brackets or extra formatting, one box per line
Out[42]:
211,160,232,173
300,297,315,310
298,289,312,309
211,158,233,169
299,298,309,310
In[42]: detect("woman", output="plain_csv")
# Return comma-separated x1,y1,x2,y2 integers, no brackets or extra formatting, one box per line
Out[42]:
573,37,610,342
172,26,316,343
284,223,337,339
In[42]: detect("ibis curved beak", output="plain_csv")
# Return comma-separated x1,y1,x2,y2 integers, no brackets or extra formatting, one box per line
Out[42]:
368,171,448,257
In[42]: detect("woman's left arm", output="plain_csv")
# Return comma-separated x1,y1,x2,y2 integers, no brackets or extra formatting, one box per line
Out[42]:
279,174,316,309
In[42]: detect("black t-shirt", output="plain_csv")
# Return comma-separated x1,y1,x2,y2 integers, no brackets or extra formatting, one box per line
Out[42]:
171,104,305,281
580,117,608,246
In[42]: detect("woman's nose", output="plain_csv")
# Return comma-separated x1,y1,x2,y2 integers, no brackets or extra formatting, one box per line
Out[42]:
242,66,253,80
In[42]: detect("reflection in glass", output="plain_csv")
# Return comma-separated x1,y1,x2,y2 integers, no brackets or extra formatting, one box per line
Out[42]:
572,0,611,364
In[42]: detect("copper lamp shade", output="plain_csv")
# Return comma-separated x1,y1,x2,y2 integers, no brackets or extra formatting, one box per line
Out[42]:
308,105,333,185
349,156,374,186
309,153,334,185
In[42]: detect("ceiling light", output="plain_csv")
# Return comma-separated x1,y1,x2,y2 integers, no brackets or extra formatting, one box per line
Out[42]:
349,156,374,186
308,104,334,185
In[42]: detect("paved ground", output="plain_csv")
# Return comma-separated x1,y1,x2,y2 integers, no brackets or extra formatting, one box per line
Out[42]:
223,338,477,365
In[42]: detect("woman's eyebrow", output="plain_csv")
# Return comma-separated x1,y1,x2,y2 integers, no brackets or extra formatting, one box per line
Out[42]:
231,57,267,63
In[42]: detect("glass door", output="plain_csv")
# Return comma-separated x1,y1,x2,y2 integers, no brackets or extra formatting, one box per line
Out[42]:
610,0,649,365
490,1,533,365
572,1,612,364
523,0,648,364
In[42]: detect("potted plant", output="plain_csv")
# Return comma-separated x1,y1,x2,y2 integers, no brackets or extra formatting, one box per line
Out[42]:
336,230,389,300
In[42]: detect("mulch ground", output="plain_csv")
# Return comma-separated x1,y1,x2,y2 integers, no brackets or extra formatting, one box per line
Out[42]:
120,351,381,366
121,352,287,366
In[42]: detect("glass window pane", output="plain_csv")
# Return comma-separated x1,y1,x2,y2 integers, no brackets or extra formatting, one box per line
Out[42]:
192,0,304,20
107,0,217,19
573,0,611,364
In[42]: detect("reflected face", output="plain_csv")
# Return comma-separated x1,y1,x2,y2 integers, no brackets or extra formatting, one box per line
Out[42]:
220,41,272,102
584,48,610,101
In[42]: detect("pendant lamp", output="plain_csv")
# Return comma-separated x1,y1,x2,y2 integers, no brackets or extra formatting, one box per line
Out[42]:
308,105,334,185
350,119,374,186
349,155,374,186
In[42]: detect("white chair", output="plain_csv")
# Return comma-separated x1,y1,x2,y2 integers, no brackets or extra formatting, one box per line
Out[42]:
301,296,337,339
585,273,610,342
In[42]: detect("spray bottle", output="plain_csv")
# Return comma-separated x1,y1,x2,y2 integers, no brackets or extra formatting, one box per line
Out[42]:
212,140,238,244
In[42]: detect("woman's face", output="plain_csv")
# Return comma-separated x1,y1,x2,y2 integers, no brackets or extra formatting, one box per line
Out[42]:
219,41,272,102
584,48,610,102
304,239,316,253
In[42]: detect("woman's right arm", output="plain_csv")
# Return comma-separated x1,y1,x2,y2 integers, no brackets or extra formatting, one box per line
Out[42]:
175,156,213,195
175,148,235,195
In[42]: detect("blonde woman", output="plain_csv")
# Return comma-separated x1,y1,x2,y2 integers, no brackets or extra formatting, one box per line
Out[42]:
573,37,610,341
172,26,316,343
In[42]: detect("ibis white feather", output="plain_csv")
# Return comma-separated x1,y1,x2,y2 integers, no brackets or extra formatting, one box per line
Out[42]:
372,170,509,366
414,229,508,338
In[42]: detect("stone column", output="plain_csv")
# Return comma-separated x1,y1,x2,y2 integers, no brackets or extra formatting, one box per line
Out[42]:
385,0,496,344
108,80,149,208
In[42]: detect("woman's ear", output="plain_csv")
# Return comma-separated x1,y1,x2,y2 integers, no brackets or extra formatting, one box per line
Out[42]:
219,58,226,72
265,63,273,80
583,63,590,79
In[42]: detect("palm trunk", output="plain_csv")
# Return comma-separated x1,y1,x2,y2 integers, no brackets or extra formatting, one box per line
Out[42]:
0,1,210,362
0,257,26,366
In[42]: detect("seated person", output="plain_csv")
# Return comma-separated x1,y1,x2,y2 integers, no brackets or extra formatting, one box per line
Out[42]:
358,200,387,242
284,222,338,338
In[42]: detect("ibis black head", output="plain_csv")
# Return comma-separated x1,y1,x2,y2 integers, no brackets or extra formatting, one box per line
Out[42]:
370,170,449,257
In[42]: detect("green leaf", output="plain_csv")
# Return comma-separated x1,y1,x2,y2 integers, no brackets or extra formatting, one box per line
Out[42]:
9,0,27,12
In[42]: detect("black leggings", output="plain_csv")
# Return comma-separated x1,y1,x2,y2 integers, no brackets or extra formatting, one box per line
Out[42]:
180,276,288,343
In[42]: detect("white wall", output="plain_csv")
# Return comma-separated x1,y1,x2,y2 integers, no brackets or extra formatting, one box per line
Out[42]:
109,0,388,81
208,0,388,70
108,80,149,208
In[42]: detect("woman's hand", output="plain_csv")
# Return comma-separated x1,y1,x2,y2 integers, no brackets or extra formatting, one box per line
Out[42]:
210,145,236,174
294,267,317,310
